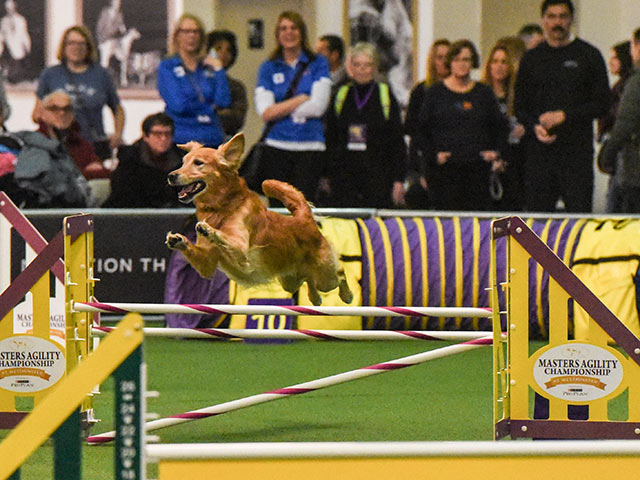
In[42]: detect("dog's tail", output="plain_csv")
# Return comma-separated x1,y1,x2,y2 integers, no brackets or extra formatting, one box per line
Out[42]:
262,180,313,219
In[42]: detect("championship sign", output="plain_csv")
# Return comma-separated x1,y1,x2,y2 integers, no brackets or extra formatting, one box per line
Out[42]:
532,343,625,402
0,336,65,393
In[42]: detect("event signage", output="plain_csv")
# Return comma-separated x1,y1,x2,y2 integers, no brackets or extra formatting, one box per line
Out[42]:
0,336,65,393
531,342,625,402
12,293,66,346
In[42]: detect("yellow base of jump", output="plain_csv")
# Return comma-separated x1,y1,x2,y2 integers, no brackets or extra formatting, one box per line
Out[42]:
158,455,640,480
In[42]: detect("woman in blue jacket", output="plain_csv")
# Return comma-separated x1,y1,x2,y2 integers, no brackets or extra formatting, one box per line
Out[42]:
158,13,230,147
254,10,331,204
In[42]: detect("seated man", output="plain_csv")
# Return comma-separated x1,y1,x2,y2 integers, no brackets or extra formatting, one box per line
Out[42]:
37,90,111,180
12,90,95,208
103,112,184,208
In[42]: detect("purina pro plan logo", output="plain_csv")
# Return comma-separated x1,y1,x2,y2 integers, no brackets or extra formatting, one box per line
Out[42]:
532,343,625,402
0,336,65,393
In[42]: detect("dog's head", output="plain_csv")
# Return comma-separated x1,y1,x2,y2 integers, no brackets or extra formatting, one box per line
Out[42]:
167,133,245,204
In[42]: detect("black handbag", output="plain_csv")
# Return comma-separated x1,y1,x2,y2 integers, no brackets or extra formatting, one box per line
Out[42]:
596,138,616,175
240,140,268,191
93,137,113,160
239,60,310,191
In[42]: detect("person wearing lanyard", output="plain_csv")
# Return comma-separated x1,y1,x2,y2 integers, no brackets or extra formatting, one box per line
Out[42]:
324,42,406,208
254,10,331,205
157,13,231,147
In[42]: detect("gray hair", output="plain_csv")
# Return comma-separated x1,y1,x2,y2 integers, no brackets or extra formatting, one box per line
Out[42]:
42,89,72,107
348,42,379,67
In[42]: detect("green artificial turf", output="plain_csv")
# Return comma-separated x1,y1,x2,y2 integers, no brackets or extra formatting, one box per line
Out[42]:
1,336,495,479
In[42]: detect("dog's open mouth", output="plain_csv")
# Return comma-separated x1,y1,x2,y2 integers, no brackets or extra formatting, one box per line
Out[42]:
177,180,206,203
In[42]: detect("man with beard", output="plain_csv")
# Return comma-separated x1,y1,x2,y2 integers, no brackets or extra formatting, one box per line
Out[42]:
514,0,610,212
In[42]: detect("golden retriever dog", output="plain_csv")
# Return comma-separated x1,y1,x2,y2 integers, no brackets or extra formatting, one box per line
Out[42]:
165,133,353,306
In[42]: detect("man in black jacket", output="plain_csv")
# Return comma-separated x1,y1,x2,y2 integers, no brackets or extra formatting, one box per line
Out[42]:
103,112,183,208
514,0,610,212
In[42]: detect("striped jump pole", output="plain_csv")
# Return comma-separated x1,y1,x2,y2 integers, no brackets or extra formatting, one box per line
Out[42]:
93,327,494,342
73,301,492,318
87,336,492,445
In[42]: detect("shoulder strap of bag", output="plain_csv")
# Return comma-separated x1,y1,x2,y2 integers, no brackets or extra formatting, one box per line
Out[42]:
378,82,390,120
334,83,351,116
334,82,390,120
259,60,310,141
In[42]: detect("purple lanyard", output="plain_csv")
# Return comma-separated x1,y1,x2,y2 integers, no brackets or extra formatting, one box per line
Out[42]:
354,83,375,111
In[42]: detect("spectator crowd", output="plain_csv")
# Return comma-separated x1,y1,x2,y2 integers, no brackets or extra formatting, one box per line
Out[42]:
1,0,637,213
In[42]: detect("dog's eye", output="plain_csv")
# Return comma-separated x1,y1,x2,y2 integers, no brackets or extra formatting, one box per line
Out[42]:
194,159,204,167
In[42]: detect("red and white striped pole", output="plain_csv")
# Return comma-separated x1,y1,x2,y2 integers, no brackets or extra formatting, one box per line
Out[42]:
87,336,492,445
93,326,494,341
73,301,492,318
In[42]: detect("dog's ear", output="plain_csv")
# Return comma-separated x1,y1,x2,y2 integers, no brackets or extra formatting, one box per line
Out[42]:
177,141,203,152
219,133,245,170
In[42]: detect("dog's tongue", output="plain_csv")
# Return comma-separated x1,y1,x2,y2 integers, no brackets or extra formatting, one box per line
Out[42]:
179,183,199,199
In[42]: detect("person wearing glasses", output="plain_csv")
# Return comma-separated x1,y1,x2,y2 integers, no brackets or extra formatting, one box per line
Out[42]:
32,25,125,157
12,90,95,208
414,39,508,211
36,89,109,180
157,13,231,148
103,112,183,208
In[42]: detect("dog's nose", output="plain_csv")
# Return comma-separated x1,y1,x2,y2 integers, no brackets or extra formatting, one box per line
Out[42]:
167,172,178,185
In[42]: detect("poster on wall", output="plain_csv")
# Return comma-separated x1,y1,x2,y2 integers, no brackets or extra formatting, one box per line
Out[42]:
81,0,171,97
345,0,414,108
1,0,45,90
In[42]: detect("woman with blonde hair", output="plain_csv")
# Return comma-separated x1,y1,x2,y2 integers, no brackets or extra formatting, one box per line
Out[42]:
404,39,450,208
482,37,526,210
33,25,125,156
157,13,231,147
253,10,331,204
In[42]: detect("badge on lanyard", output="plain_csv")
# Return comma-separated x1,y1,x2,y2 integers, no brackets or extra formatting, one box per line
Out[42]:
347,124,367,151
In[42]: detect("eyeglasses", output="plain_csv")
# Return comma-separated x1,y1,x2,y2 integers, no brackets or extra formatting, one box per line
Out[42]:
178,28,200,35
452,57,473,63
148,129,173,138
65,40,87,47
45,105,73,113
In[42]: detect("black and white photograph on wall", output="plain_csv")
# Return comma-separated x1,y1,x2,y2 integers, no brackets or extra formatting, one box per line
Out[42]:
248,19,264,49
82,0,169,94
347,0,413,108
0,0,45,88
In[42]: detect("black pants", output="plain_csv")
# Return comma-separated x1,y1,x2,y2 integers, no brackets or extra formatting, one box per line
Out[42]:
429,161,492,212
259,146,324,205
523,152,593,213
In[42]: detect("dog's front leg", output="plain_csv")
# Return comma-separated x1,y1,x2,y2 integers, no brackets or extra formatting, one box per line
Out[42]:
195,221,250,267
166,231,220,278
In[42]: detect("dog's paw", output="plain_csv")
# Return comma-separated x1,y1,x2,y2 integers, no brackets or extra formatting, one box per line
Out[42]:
166,232,187,250
339,281,354,304
196,221,225,245
195,221,214,238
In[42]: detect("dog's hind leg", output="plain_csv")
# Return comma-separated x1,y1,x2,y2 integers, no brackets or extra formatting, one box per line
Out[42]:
306,281,323,306
338,269,353,304
279,275,304,295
